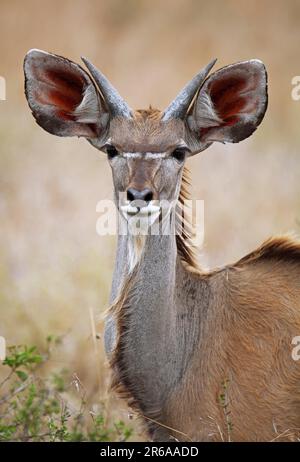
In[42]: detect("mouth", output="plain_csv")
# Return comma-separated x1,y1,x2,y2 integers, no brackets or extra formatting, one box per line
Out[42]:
120,202,161,220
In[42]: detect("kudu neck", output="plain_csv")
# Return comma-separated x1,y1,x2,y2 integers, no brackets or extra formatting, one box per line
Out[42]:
110,210,178,303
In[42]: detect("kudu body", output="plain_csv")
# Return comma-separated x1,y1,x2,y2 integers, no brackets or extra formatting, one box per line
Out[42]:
24,50,300,441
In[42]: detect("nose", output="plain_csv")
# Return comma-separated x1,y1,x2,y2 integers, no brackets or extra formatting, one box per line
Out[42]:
127,187,153,203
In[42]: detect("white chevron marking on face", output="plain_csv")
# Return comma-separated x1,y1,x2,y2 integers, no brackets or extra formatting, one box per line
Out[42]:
123,152,166,159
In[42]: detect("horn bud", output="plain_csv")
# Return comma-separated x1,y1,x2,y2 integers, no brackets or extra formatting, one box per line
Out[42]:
81,57,132,119
162,59,217,121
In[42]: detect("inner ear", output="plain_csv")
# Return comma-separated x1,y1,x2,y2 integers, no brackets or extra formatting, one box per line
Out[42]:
24,50,108,138
187,60,268,148
208,73,255,125
34,67,86,119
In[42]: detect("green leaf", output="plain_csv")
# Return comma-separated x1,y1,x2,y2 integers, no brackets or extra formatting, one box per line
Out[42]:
15,370,28,381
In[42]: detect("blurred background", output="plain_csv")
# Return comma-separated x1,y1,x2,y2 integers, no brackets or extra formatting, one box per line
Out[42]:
1,0,300,440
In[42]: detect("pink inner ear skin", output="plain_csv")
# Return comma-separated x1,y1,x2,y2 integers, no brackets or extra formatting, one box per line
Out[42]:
46,69,84,106
46,69,84,94
48,89,80,111
56,110,76,121
208,74,254,124
32,65,86,118
34,89,79,121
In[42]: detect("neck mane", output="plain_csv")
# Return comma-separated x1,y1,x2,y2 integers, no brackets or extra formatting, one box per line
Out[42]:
175,167,199,269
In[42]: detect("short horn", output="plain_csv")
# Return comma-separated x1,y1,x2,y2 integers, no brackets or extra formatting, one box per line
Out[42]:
81,57,132,118
162,59,217,121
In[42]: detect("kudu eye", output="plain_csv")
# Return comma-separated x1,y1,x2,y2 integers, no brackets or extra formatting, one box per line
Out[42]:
106,145,119,160
171,148,186,163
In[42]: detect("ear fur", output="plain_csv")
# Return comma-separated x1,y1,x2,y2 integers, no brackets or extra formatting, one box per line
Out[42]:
24,49,109,139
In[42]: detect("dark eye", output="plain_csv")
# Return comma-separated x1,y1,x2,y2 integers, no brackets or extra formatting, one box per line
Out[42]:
171,148,186,162
106,146,119,160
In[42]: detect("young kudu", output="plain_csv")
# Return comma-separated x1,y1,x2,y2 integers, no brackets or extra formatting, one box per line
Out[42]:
24,49,300,441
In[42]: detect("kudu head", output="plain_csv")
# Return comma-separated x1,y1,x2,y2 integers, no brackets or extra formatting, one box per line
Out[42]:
24,49,267,228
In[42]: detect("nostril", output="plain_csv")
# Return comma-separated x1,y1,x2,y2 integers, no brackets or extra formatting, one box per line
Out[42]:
126,188,154,203
143,189,153,202
127,188,136,202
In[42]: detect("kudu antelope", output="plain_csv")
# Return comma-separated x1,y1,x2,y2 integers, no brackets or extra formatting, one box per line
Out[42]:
24,49,300,442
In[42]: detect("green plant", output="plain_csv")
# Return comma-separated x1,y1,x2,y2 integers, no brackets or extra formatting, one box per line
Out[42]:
0,340,133,442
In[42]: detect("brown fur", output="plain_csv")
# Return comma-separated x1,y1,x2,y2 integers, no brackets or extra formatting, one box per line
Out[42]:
134,107,162,121
109,108,185,153
108,160,300,441
165,237,300,441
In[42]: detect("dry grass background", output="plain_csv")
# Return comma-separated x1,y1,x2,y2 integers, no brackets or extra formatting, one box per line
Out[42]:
1,0,300,440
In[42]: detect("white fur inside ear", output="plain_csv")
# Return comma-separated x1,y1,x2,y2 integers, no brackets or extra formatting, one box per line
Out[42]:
193,91,223,127
73,84,101,123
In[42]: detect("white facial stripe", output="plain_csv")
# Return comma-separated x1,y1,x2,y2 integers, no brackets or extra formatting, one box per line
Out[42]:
123,152,142,159
145,152,166,159
123,152,166,159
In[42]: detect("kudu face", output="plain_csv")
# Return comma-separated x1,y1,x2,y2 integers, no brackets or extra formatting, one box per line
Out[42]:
104,116,188,224
24,50,268,229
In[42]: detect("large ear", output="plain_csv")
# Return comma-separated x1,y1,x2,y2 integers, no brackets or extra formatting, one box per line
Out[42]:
187,60,267,152
24,49,109,139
